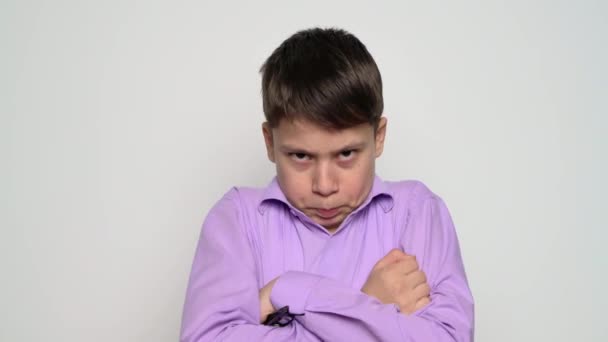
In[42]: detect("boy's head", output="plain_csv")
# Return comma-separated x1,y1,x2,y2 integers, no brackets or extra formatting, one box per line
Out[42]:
260,27,387,232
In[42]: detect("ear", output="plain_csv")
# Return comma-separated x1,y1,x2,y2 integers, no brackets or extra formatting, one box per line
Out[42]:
262,122,276,163
374,116,387,158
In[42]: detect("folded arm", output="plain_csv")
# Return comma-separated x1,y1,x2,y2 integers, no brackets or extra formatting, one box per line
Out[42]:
264,194,474,341
180,189,474,342
180,189,320,341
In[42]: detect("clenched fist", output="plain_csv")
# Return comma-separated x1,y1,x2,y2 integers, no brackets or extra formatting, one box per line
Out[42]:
361,249,431,315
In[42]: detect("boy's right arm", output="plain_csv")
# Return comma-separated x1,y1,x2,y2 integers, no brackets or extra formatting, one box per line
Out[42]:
179,189,321,342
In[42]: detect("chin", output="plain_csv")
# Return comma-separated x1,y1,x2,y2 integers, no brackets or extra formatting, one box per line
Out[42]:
319,216,345,230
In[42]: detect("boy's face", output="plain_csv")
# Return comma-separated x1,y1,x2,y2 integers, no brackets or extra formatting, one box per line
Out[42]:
262,117,387,232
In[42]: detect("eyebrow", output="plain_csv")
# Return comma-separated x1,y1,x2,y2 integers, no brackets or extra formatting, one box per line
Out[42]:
278,142,367,156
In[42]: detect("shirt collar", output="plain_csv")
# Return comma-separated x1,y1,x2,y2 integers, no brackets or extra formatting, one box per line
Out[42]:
257,175,394,215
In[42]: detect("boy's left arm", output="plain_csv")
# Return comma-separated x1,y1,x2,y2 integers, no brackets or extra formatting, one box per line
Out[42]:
264,194,475,341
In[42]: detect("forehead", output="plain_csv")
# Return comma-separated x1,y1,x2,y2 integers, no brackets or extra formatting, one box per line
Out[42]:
273,119,374,148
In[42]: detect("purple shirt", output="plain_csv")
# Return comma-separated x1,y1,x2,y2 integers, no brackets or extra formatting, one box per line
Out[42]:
180,175,474,341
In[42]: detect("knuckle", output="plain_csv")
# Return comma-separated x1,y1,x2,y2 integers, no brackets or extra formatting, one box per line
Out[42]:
389,249,404,257
403,260,417,272
407,271,420,281
416,298,429,310
421,284,431,296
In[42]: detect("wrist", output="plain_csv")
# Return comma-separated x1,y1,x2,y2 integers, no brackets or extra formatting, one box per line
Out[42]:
259,278,279,323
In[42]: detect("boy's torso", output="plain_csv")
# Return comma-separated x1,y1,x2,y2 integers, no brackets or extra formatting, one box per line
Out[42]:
232,177,435,289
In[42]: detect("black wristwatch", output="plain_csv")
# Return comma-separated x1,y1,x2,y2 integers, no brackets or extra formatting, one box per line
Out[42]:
262,306,304,327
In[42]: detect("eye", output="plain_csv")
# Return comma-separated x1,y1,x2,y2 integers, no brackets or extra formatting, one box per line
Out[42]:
289,152,310,162
338,149,356,161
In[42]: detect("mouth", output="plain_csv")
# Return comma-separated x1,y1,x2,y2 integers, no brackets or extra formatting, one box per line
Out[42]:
316,207,340,219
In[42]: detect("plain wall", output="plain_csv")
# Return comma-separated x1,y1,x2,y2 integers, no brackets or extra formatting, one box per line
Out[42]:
1,0,606,341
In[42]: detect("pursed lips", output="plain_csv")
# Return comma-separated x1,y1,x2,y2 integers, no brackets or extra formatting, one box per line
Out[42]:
315,207,340,219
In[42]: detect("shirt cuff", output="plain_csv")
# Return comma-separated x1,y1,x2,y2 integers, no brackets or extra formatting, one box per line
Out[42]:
269,271,323,315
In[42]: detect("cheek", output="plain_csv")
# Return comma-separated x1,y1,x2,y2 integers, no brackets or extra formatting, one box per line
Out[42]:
342,158,375,199
345,172,369,193
276,163,310,202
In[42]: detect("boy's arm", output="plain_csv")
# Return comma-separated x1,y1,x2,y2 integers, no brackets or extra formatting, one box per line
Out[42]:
180,189,321,342
265,194,474,341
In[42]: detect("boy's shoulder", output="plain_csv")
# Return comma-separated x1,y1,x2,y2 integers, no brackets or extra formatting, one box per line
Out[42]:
218,182,279,215
382,178,441,207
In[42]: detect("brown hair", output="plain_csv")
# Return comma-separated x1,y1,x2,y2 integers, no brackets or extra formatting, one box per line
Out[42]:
260,27,383,130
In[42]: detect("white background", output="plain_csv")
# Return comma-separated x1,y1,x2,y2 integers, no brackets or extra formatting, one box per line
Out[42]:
2,1,607,341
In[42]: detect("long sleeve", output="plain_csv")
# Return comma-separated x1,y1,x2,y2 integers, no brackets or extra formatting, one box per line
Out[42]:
179,189,321,342
268,194,474,341
402,194,475,341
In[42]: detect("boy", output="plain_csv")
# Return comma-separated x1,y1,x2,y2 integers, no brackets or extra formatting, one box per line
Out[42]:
180,27,474,341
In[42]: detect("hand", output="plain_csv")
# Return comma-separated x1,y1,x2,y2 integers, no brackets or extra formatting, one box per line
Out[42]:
259,277,279,323
361,249,431,315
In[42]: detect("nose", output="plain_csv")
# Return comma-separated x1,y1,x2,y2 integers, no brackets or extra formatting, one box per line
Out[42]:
312,162,338,197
